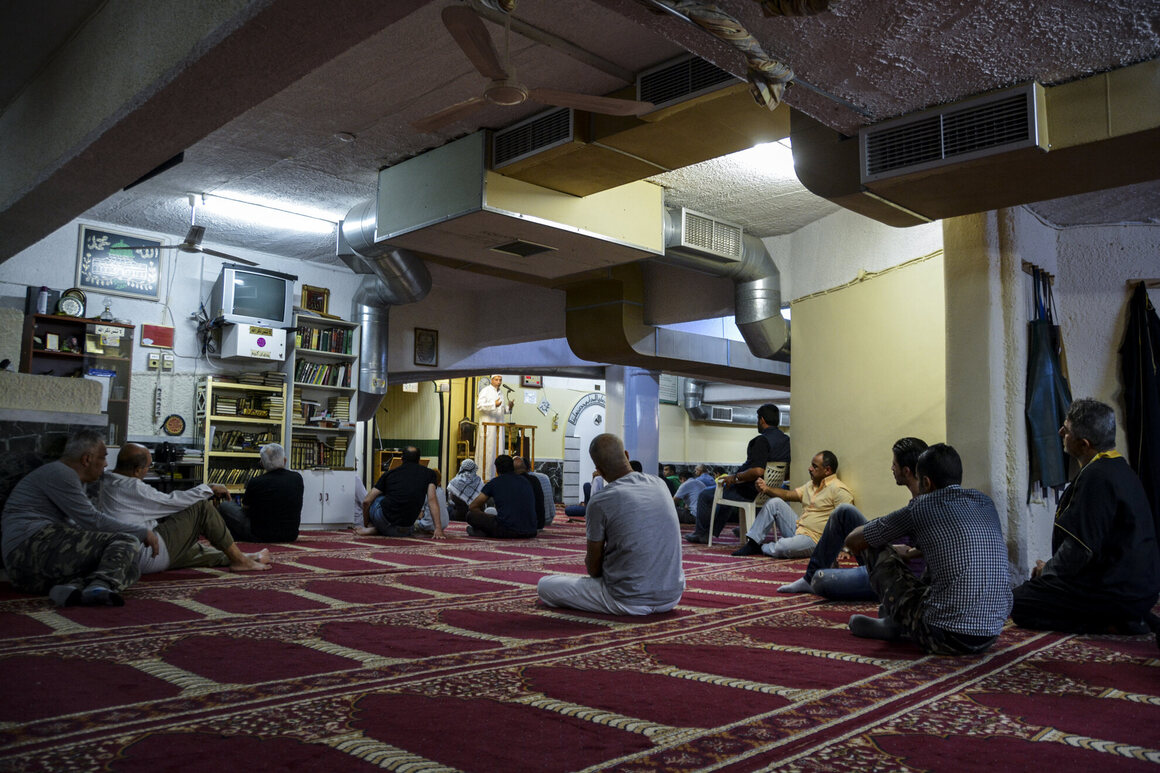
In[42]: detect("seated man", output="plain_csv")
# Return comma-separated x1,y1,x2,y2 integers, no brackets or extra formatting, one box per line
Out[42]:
446,459,484,521
512,456,547,530
844,444,1011,655
99,443,271,572
687,404,790,543
732,450,852,558
357,446,445,539
1,429,158,606
218,443,304,543
538,433,685,615
413,468,449,536
672,470,706,524
465,454,538,539
694,464,716,489
779,437,927,597
1012,398,1160,637
515,456,555,528
661,464,679,495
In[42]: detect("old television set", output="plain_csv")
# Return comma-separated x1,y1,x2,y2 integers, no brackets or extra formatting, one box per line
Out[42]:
209,264,298,328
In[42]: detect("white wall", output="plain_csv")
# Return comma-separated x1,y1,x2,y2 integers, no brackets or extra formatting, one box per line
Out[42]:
0,217,363,443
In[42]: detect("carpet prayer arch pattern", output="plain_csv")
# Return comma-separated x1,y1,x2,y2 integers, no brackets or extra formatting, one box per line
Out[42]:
1,521,1158,772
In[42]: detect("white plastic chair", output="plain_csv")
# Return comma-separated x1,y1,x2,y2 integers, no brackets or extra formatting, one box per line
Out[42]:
707,462,787,547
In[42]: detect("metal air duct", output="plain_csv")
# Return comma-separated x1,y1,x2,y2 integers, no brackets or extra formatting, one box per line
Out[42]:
681,378,759,426
662,207,789,359
340,197,434,421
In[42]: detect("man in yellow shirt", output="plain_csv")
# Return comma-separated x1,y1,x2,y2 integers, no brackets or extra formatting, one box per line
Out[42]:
732,450,853,558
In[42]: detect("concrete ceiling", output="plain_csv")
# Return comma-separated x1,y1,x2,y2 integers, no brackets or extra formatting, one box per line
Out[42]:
3,0,1159,270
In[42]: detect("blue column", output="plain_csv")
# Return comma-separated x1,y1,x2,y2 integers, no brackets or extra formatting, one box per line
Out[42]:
606,365,660,474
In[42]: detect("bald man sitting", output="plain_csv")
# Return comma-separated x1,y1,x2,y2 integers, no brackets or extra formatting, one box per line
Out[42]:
99,444,270,573
537,434,685,615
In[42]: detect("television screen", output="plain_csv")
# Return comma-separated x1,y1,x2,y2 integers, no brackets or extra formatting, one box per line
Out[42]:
232,271,287,323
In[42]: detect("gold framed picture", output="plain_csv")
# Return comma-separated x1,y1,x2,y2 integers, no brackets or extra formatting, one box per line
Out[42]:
302,285,330,315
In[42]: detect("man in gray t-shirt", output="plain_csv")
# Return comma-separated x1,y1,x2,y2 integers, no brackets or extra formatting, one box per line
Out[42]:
538,434,684,615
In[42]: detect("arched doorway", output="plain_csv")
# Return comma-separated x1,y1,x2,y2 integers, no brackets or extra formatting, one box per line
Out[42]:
563,392,606,504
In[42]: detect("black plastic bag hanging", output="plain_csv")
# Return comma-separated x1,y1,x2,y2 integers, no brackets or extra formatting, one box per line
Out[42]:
1026,268,1072,490
1119,281,1160,530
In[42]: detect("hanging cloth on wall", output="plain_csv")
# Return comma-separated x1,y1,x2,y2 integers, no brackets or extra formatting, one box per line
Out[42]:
1118,281,1160,529
1025,267,1073,491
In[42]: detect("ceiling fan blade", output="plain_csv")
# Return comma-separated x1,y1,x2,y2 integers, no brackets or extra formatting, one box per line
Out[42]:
442,5,508,80
200,247,260,267
528,88,653,116
411,95,488,133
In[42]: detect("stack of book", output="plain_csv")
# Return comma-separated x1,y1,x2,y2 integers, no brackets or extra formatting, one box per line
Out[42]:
266,394,285,421
328,396,350,421
214,397,238,416
291,389,304,426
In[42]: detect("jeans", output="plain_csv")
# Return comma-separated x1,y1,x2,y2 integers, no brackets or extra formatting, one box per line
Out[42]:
746,499,816,558
803,503,868,582
368,496,415,537
811,566,876,600
693,484,749,537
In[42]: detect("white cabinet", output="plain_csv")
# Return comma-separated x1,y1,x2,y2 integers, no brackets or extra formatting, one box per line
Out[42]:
300,468,358,526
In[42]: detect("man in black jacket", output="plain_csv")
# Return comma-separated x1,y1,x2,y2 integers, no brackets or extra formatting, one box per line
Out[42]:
1012,398,1160,638
686,404,790,543
219,443,304,542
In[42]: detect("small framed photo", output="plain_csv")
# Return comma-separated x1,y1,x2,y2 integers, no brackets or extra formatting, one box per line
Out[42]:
301,285,330,315
76,224,164,301
414,328,438,367
45,333,60,351
521,375,543,388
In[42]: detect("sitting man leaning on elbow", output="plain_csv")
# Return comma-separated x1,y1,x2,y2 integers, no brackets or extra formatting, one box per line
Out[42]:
537,433,685,615
843,443,1011,655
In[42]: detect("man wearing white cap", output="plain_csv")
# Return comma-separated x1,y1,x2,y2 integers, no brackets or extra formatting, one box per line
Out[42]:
475,374,513,480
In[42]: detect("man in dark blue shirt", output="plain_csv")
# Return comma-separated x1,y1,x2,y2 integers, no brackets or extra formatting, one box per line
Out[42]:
686,404,790,543
466,455,538,538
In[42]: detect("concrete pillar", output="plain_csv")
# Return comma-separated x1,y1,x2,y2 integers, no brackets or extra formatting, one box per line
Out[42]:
604,365,660,473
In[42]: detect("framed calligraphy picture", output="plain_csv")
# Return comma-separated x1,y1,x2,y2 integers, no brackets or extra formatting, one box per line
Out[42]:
414,328,438,367
76,224,164,301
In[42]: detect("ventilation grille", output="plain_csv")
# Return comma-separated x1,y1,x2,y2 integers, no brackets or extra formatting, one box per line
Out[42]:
492,108,573,168
860,84,1046,183
678,209,743,261
709,405,733,422
637,55,738,109
489,240,557,258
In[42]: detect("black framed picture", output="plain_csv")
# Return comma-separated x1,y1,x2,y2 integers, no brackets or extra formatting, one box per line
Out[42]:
76,224,163,301
414,328,438,366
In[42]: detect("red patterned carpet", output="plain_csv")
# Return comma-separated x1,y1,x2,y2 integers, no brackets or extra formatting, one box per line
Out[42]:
1,520,1158,772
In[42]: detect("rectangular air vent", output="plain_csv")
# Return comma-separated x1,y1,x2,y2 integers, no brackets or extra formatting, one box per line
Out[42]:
860,83,1047,183
709,405,733,422
676,209,743,262
637,54,738,110
489,240,557,259
492,107,574,169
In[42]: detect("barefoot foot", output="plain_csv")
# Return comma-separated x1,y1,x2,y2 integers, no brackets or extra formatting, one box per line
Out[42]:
247,549,273,565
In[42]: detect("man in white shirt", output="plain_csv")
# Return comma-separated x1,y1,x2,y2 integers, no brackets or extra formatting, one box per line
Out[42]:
475,374,513,479
99,443,271,573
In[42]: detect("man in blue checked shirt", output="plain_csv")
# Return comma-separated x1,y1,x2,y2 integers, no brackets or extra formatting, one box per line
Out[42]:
843,444,1012,655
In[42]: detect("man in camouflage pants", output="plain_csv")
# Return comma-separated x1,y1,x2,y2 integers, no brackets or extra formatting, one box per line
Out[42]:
2,429,158,606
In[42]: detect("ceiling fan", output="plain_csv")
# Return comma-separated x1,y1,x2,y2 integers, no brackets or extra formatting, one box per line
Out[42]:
148,195,259,267
413,4,654,132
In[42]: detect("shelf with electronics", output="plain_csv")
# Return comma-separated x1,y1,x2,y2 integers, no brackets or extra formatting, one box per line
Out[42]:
195,374,287,494
19,311,135,446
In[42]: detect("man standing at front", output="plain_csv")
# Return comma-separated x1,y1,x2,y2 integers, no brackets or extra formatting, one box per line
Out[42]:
1012,398,1160,636
538,434,684,615
475,374,513,479
686,404,790,543
843,444,1011,655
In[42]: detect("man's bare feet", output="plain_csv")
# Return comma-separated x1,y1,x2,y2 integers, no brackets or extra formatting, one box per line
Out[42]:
247,549,272,565
354,526,379,537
